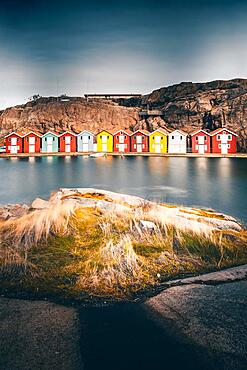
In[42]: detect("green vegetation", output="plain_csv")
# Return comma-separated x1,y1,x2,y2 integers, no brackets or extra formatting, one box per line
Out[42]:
0,200,247,301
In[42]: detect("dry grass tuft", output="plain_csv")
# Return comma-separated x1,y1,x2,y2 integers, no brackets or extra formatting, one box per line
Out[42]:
0,196,246,298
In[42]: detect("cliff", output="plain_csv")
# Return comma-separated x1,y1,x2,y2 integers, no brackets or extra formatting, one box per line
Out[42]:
0,97,139,138
139,78,247,151
0,78,247,151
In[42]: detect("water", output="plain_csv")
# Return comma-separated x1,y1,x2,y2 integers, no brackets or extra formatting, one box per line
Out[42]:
0,156,246,223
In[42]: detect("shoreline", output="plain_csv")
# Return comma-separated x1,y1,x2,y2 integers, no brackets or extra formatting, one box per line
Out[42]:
1,151,247,159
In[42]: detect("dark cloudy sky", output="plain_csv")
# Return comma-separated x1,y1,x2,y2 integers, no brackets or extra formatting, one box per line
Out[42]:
0,0,247,108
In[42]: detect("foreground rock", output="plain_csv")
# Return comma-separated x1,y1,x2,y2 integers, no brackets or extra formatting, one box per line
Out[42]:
0,299,82,370
53,188,243,232
0,266,246,370
145,265,247,370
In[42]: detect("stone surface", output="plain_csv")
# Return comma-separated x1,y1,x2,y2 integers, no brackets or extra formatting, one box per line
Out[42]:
141,79,247,151
0,298,82,370
0,97,139,144
145,270,247,370
31,197,49,209
0,204,28,220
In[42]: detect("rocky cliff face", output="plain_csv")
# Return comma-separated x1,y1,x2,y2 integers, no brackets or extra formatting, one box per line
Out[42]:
0,97,139,138
0,78,247,151
138,78,247,151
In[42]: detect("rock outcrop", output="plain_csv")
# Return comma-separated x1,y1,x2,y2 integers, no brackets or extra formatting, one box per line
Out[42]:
140,79,247,151
1,78,247,150
0,97,139,139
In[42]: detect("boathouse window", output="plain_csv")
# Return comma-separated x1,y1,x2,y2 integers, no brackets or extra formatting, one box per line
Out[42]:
100,136,102,139
228,135,232,140
204,136,207,140
142,136,144,140
45,138,47,141
134,136,136,140
172,136,174,139
53,137,55,141
180,136,183,140
161,137,163,140
228,144,230,148
88,136,90,140
217,135,221,140
196,136,198,141
124,136,126,139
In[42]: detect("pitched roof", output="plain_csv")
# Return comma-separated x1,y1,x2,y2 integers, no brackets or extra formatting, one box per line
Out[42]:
190,129,211,136
96,129,114,135
150,127,170,135
112,129,132,136
4,132,24,138
210,127,238,136
168,129,188,136
22,131,43,138
58,130,77,137
77,130,95,136
131,129,150,136
42,131,59,137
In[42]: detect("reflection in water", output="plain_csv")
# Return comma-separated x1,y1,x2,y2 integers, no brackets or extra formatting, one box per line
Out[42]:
0,156,246,223
147,157,169,176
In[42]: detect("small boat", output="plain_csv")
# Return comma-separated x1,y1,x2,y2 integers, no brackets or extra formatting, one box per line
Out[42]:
90,152,106,158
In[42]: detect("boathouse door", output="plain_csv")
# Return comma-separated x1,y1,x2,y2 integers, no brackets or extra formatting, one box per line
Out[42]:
221,143,228,154
47,137,53,152
137,144,142,152
10,137,18,154
155,136,161,153
29,137,35,153
102,135,107,151
119,144,125,152
198,145,205,154
82,136,89,152
65,136,71,152
221,133,228,154
83,143,89,152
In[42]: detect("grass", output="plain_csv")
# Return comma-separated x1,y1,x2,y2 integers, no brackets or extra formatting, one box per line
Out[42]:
0,197,247,300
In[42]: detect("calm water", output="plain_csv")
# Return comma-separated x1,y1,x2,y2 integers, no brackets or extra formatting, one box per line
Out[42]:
0,156,246,224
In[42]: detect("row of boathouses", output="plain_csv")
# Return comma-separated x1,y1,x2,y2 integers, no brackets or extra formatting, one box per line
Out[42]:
4,127,238,155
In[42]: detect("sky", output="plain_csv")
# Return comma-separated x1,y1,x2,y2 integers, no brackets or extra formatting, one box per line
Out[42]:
0,0,247,109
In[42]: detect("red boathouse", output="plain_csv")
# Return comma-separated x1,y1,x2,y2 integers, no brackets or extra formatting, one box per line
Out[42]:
59,131,77,153
130,130,149,153
191,129,211,154
23,131,42,153
113,129,132,152
5,132,24,154
211,128,237,154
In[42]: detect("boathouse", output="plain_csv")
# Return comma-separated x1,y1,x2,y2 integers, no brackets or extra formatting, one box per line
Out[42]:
59,131,77,153
130,130,149,153
113,130,131,152
168,129,187,153
149,128,169,153
5,132,24,154
23,131,42,153
41,131,59,153
191,129,211,154
77,130,94,152
96,130,113,152
211,128,237,154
